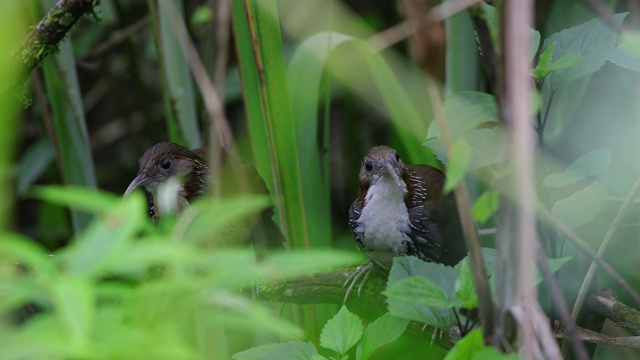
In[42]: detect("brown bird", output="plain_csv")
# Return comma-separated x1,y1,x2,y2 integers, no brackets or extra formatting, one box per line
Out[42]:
345,145,467,299
125,142,282,247
125,142,209,221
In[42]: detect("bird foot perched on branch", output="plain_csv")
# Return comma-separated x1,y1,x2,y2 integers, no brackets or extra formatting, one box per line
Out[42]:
343,261,375,304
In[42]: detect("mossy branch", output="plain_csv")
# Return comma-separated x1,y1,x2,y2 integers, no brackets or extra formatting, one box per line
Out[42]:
11,0,99,86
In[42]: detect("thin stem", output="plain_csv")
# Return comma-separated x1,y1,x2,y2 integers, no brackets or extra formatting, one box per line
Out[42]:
569,176,640,322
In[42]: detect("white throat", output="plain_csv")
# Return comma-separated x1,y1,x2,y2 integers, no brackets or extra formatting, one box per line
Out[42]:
355,174,411,267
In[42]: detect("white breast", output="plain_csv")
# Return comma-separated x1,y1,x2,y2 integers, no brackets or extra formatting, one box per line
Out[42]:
355,175,411,267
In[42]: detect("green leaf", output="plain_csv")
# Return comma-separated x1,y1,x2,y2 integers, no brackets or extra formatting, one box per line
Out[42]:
609,31,640,73
443,139,471,193
190,6,214,26
29,186,120,214
385,276,457,309
178,195,270,243
471,190,499,224
289,32,439,167
543,148,611,188
426,128,501,169
232,341,318,360
42,39,97,232
386,257,458,329
60,193,146,277
427,91,498,140
472,347,518,360
551,183,607,230
232,0,310,249
17,138,54,195
425,91,499,169
207,292,304,340
444,329,484,360
50,276,95,348
534,42,582,79
542,13,628,90
155,0,200,148
455,259,477,309
356,314,409,360
319,306,363,355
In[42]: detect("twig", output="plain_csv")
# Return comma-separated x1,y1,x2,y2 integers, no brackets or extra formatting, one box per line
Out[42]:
368,0,484,52
539,207,640,309
88,15,150,58
581,0,626,32
537,248,589,360
160,0,233,151
569,176,640,323
425,77,495,341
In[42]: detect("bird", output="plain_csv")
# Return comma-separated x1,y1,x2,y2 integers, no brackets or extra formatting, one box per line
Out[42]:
345,145,467,300
124,142,283,248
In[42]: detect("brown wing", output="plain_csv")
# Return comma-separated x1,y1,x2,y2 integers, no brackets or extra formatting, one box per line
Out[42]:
403,165,467,266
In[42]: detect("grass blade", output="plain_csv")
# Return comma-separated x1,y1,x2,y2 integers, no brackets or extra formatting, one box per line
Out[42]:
42,39,97,232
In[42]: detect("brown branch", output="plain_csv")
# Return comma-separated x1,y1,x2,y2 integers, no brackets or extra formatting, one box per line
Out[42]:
254,267,455,349
10,0,99,87
588,290,640,336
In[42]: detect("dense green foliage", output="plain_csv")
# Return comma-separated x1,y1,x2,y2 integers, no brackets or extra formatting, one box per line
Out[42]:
4,0,640,358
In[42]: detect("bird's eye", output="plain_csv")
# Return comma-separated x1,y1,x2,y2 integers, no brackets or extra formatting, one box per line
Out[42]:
365,161,373,171
161,160,172,170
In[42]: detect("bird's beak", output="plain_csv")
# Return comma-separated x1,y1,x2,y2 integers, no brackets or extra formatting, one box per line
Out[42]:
384,162,404,188
124,173,152,197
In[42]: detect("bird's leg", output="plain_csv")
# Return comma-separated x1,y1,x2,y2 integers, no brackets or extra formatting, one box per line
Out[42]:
343,261,375,304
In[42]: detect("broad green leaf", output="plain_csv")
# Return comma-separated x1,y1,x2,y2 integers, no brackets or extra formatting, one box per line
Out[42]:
178,195,270,243
609,31,640,73
356,314,409,360
426,128,501,169
388,256,459,296
455,259,476,309
443,139,471,193
385,276,457,309
534,42,582,79
29,186,120,214
543,148,611,188
386,257,458,329
443,328,483,360
50,276,95,348
427,91,498,140
472,347,518,360
319,306,363,355
60,193,146,277
551,183,607,230
471,190,499,224
542,13,628,90
207,292,304,340
232,341,318,360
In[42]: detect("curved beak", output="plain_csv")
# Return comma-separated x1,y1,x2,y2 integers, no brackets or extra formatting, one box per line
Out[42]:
384,162,404,188
124,173,152,197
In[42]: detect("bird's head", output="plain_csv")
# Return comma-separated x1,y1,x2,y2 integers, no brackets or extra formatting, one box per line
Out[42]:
125,142,208,198
358,145,406,189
